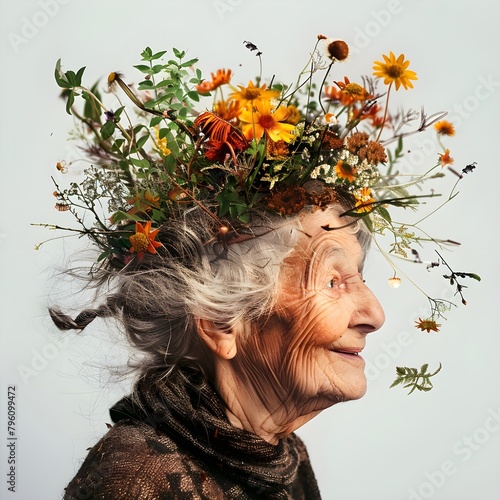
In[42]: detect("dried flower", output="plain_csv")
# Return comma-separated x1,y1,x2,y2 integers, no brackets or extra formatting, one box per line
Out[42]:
388,277,402,288
325,39,349,62
415,318,441,333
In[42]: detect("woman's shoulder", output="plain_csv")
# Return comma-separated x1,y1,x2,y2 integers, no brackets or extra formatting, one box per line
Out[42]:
63,419,226,499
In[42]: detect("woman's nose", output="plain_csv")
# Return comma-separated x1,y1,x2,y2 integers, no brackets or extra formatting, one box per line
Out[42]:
350,283,385,335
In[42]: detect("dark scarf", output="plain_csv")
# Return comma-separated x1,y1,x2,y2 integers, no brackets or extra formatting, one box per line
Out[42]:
110,368,321,498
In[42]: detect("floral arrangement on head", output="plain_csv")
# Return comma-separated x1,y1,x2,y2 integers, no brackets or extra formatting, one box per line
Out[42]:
39,36,479,393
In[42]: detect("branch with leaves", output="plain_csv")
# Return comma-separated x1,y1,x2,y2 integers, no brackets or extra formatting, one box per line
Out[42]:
390,363,442,394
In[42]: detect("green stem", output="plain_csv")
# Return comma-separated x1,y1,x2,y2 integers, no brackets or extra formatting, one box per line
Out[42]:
376,82,392,142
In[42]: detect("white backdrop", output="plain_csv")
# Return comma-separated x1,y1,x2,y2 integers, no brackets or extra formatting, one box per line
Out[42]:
1,1,499,499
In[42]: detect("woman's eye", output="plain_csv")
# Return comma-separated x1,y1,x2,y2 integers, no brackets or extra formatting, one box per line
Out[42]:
326,278,338,289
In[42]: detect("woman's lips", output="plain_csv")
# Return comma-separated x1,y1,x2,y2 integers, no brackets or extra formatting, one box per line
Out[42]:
330,348,365,363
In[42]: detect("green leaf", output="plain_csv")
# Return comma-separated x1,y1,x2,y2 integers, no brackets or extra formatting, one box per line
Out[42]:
82,82,102,123
151,64,165,74
187,90,200,102
114,106,125,120
135,134,149,150
65,70,77,87
150,50,167,61
97,250,110,262
75,66,86,86
130,158,151,169
175,88,184,102
134,64,151,73
150,116,163,127
100,120,116,140
138,80,154,90
163,154,176,174
391,363,442,394
54,59,71,88
180,58,199,68
110,210,143,224
172,47,185,59
377,205,392,223
65,90,75,114
389,378,404,388
140,47,153,60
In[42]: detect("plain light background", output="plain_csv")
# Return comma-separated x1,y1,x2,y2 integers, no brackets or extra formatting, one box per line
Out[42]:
1,1,499,499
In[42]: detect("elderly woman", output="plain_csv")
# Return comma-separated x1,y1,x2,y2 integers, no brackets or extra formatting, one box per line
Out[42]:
52,195,384,499
49,38,464,499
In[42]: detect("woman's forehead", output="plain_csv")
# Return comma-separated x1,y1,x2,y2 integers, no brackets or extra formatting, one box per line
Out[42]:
299,210,362,249
290,210,366,270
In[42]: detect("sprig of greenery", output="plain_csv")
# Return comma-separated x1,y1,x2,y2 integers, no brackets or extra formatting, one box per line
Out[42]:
436,251,481,305
390,363,442,394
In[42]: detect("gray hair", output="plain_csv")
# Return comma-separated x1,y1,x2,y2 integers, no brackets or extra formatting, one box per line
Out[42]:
50,203,369,379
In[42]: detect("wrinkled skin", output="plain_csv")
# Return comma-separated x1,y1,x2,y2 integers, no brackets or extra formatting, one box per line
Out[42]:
208,209,385,443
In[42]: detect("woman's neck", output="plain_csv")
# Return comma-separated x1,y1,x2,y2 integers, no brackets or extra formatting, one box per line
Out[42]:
213,360,321,445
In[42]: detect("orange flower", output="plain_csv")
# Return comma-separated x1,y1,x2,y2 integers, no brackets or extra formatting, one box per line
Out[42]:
129,191,160,212
373,52,417,90
335,160,357,182
323,85,342,101
195,111,249,161
356,103,388,128
129,221,162,255
415,318,441,333
239,100,295,143
196,68,232,93
434,120,455,136
335,77,372,105
195,112,233,142
211,69,232,88
439,149,454,167
213,99,241,122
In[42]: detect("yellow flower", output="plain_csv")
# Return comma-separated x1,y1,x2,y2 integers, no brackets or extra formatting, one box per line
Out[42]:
335,160,357,182
129,221,162,255
239,100,295,143
154,126,171,156
434,120,455,136
373,52,417,90
229,81,280,108
354,187,375,213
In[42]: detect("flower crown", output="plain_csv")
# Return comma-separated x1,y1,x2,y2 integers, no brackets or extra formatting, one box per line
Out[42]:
40,36,479,393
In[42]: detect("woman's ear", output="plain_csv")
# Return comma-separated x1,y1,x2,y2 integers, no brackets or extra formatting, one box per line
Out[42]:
196,318,237,360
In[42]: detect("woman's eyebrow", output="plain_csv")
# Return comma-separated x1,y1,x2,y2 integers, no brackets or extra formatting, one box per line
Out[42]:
323,246,366,273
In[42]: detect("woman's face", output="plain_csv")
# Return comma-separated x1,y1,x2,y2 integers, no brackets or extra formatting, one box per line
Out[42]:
238,208,385,414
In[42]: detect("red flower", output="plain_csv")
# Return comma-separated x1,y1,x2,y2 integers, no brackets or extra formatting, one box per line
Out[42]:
195,112,249,162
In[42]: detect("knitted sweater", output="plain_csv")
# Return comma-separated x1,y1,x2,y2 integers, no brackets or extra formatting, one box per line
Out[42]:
63,369,322,499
